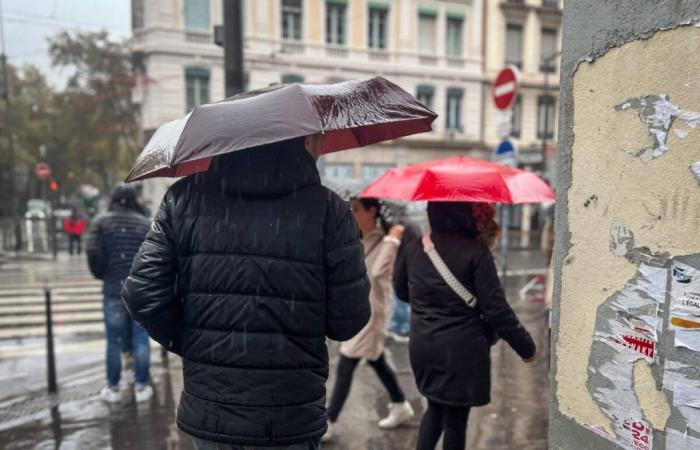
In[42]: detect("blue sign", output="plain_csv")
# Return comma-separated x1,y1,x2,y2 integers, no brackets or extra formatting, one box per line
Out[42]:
493,139,518,167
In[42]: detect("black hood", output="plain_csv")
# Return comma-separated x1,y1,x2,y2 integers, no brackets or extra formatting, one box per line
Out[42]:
206,137,320,197
109,183,141,212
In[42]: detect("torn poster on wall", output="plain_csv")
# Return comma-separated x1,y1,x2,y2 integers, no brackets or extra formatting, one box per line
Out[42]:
587,262,664,450
670,261,700,330
615,94,700,162
588,223,700,449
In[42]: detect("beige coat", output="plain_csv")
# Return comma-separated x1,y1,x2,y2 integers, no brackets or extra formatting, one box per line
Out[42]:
339,227,399,361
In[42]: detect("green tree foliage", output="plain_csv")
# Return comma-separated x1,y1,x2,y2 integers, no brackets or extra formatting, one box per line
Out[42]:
0,30,140,217
48,30,140,192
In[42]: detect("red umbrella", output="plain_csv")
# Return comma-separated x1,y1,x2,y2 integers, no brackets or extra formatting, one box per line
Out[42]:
360,156,555,204
126,77,436,182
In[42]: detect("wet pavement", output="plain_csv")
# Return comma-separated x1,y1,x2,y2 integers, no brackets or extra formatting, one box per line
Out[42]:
0,249,549,449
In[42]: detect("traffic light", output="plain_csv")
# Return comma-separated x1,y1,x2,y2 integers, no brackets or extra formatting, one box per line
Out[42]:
49,180,58,192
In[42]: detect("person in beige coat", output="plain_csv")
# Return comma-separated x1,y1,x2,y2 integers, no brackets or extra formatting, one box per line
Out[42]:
323,198,414,442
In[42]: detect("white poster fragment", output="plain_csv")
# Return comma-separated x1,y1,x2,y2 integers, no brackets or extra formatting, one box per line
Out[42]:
670,261,700,330
666,428,700,450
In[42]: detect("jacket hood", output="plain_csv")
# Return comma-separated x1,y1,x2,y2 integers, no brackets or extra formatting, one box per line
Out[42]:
206,138,321,197
109,183,141,212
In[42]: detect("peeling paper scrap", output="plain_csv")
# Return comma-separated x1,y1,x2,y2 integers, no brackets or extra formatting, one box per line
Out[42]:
616,94,700,161
675,128,690,139
690,162,700,185
588,264,665,450
670,261,700,330
675,330,700,352
663,360,700,431
666,428,700,450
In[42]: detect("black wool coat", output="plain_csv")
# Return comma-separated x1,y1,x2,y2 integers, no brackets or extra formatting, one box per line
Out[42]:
394,232,535,407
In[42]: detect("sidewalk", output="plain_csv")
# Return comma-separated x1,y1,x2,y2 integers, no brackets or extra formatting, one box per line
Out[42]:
0,242,550,449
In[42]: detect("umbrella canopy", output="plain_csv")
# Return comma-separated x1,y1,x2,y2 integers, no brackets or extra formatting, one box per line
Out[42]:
126,77,436,182
360,156,555,204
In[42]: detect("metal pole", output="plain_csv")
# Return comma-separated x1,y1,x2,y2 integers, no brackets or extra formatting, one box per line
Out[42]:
45,287,58,394
0,0,19,253
223,0,244,97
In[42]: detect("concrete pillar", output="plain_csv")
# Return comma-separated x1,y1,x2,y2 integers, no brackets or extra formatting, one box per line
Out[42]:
551,2,700,450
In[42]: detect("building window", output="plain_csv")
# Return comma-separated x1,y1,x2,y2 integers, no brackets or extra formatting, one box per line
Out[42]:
362,164,394,182
416,85,434,110
446,88,463,131
325,163,354,180
446,15,464,57
537,96,556,139
282,0,303,41
185,67,210,112
281,74,304,84
542,0,559,8
506,24,523,69
417,10,437,54
131,0,144,30
368,5,388,50
184,0,210,32
326,1,346,45
511,95,522,138
540,28,558,73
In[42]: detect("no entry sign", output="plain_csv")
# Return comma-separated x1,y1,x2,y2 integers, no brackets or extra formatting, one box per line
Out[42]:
493,66,520,111
35,162,52,180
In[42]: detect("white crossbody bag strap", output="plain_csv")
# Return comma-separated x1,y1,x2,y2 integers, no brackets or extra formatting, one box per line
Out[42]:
422,234,477,309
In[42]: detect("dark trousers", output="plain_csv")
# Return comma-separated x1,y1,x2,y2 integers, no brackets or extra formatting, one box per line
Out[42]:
416,400,470,450
68,234,81,255
327,353,405,422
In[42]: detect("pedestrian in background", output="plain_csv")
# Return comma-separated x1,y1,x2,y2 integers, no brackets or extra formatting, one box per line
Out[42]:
394,202,536,450
387,221,421,343
122,135,371,450
86,184,153,403
324,197,414,442
63,208,86,255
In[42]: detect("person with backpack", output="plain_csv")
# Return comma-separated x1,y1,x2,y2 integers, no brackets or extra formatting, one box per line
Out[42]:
393,201,536,450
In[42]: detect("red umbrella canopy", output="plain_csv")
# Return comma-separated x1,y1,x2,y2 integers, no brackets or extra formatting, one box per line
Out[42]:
126,77,436,182
360,156,555,204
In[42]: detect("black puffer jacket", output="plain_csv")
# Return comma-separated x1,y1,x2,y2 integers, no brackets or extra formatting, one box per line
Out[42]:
86,184,150,297
394,232,535,407
121,140,371,446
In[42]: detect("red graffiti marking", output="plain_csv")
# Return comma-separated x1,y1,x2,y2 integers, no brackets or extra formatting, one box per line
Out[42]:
613,335,655,358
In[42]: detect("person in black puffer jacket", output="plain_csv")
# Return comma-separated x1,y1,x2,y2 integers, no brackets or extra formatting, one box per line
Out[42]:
394,202,536,450
86,183,153,403
121,135,371,449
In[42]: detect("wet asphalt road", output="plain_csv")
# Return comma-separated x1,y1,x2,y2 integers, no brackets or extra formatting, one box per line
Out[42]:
0,249,549,449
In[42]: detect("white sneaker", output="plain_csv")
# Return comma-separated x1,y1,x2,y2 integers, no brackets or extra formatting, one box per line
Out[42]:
135,384,154,403
390,332,410,344
321,422,334,443
100,386,121,403
378,401,414,429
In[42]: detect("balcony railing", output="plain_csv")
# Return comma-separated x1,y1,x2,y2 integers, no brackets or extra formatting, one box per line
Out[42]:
326,46,349,58
281,41,305,54
419,55,438,66
369,50,390,62
447,57,465,68
185,31,213,44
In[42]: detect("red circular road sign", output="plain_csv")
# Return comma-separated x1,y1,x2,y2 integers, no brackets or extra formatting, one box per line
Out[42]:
492,66,520,111
35,162,52,180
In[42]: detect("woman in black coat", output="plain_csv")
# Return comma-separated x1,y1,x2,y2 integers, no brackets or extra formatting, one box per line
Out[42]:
393,202,536,450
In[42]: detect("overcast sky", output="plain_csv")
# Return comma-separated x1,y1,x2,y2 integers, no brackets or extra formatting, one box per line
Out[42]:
1,0,130,87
